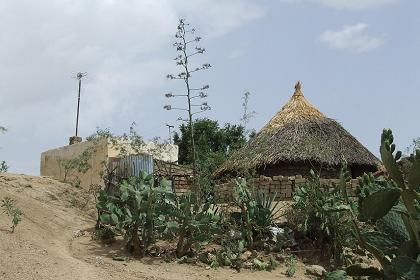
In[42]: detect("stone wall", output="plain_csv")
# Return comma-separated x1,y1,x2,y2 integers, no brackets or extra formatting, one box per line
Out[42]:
214,175,359,203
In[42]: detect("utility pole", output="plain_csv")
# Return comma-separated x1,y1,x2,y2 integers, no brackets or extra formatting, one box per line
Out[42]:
166,123,174,144
74,72,87,137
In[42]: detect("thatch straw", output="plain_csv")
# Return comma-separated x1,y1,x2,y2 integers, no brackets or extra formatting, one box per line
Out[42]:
217,82,380,175
260,81,326,134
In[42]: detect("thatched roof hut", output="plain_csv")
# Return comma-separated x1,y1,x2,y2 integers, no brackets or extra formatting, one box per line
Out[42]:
217,82,380,178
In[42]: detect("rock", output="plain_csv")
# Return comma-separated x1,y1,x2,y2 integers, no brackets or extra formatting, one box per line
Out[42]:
72,229,84,238
239,251,252,261
306,265,326,277
95,256,104,266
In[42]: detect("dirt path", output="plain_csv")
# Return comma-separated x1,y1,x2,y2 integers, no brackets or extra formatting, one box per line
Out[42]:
0,173,311,280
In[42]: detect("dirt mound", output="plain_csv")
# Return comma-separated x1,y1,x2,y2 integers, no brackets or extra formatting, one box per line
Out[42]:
0,173,310,280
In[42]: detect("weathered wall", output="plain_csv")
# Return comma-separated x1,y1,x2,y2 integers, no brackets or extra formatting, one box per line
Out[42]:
172,176,193,195
40,139,109,187
107,140,178,163
40,139,179,188
214,175,359,203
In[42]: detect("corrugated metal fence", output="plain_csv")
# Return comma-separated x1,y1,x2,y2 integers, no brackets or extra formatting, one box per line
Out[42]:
110,154,154,178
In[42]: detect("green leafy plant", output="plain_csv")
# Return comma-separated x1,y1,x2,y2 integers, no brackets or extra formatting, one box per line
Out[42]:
58,146,95,185
288,170,354,264
285,254,296,277
337,129,420,279
173,118,247,200
162,191,222,258
1,197,22,233
324,270,347,280
252,256,278,271
0,161,8,172
97,171,174,256
211,239,246,271
232,178,280,249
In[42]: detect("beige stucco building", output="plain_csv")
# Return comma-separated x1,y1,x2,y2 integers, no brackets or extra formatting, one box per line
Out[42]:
40,138,178,188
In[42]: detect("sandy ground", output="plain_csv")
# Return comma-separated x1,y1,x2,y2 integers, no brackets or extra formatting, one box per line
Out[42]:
0,173,312,280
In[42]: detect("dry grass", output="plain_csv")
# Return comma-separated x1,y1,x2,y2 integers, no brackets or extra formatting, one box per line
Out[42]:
217,82,380,175
260,81,325,134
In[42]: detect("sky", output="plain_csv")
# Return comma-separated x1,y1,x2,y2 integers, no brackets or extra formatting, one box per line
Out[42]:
0,0,419,175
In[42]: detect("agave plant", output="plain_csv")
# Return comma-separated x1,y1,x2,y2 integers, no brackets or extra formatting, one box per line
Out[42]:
232,178,281,249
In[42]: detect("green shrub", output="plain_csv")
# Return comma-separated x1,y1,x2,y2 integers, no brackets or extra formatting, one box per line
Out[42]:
58,146,94,185
97,170,222,258
0,161,8,172
162,191,222,257
1,197,22,233
232,178,280,249
287,171,354,264
211,239,246,270
285,254,297,277
97,171,174,256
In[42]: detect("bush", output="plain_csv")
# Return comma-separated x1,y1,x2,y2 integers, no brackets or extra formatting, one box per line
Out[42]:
287,170,354,264
97,171,174,256
0,161,8,172
231,178,281,249
97,171,222,258
1,197,22,233
162,191,222,257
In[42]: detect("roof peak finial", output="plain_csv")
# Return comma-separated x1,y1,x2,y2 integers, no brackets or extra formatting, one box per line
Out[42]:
293,81,303,96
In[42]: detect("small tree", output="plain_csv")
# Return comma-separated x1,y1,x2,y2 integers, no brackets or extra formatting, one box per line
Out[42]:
0,126,8,172
173,118,246,166
1,197,22,233
406,137,420,155
173,118,246,197
0,161,8,173
165,19,211,197
57,147,94,185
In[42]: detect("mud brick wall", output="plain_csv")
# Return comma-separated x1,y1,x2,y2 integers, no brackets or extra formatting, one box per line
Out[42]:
172,176,193,195
214,175,359,203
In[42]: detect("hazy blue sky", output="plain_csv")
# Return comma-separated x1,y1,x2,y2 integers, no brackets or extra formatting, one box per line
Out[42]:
0,0,418,175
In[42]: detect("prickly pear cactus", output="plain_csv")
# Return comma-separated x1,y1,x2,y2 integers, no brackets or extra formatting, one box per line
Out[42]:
342,129,420,280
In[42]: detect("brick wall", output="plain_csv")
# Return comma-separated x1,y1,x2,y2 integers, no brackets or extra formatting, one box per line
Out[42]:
172,176,193,195
214,175,359,203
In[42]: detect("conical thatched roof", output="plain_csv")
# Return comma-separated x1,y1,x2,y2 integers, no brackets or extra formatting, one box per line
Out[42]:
217,82,380,175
